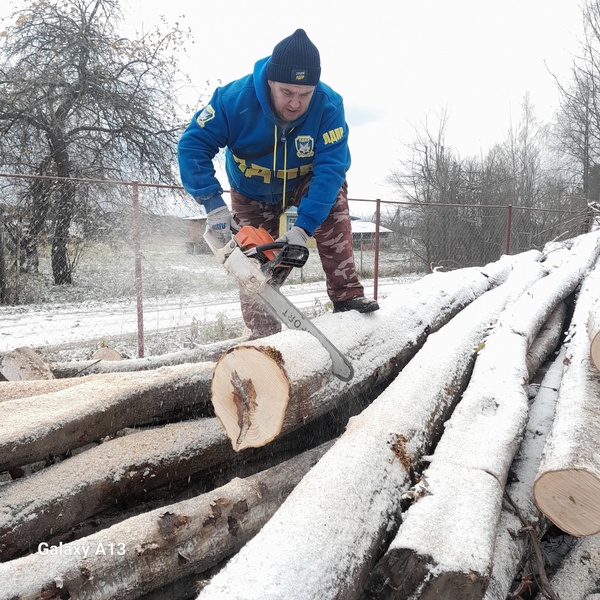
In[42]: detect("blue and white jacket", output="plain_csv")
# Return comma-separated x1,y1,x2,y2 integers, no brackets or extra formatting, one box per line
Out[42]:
177,56,351,234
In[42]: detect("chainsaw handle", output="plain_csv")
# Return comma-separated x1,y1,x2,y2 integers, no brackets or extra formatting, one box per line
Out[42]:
254,242,287,253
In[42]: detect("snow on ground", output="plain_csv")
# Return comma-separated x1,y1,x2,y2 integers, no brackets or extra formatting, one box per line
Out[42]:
0,276,420,354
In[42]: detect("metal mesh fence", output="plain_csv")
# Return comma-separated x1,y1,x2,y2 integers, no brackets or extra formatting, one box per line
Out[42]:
0,173,595,361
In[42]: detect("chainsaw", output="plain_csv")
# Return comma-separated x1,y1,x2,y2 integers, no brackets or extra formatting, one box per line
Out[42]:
204,225,354,382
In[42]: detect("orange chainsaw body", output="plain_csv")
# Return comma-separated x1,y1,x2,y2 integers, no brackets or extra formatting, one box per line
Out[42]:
234,226,278,261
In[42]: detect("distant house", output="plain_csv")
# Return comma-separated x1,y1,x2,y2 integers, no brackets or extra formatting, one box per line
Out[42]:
184,215,208,254
350,219,394,249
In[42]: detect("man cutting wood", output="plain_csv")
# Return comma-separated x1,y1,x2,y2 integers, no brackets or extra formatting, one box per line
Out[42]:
178,28,379,339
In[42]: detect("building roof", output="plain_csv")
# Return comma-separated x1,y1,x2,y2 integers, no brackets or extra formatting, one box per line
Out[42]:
351,220,393,234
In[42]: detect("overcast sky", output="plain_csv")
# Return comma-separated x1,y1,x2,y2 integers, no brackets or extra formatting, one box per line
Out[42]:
125,0,583,203
3,0,586,205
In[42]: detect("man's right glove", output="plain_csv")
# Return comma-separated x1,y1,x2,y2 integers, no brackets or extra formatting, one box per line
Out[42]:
275,225,310,247
205,206,237,244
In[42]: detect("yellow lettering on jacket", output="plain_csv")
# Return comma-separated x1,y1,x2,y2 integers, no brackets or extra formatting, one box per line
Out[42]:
231,154,313,183
232,155,271,183
322,127,344,145
276,167,298,180
233,155,247,174
244,165,271,183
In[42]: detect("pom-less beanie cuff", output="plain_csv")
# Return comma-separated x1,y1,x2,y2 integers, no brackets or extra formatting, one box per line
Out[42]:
266,29,321,86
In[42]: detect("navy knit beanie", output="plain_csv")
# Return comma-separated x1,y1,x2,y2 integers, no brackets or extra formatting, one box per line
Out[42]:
266,29,321,86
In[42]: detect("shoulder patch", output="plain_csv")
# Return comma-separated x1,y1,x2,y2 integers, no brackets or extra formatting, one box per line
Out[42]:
322,127,345,145
196,105,216,128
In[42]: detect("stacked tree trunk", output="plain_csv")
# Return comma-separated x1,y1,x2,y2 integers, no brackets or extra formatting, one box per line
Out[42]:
2,233,600,600
209,253,530,451
533,261,600,536
589,308,600,371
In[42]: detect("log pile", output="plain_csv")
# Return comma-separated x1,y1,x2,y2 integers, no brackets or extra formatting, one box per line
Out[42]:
1,231,600,600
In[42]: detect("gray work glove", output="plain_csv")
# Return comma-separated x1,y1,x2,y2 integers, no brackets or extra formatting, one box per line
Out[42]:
276,225,310,247
205,206,237,244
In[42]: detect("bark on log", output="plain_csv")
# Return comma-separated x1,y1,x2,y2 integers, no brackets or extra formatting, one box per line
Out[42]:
534,262,600,536
1,374,98,403
0,442,331,600
540,534,600,600
0,362,214,472
0,346,55,381
1,361,214,404
0,418,233,561
526,301,567,377
0,373,118,402
589,306,600,371
483,347,566,600
211,254,532,451
49,337,246,378
364,230,600,600
197,258,546,600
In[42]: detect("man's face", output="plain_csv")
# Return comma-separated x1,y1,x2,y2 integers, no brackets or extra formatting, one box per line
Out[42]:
268,80,315,123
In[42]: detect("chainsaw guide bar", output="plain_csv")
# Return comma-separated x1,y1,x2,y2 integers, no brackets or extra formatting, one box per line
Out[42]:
204,226,355,381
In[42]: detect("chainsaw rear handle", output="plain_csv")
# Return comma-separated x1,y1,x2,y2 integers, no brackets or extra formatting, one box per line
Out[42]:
254,242,309,269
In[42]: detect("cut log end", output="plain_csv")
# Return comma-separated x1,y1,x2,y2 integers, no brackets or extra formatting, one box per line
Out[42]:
591,329,600,372
534,469,600,536
211,345,290,451
588,308,600,372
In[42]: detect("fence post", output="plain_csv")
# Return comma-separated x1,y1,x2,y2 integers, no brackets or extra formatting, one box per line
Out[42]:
374,199,381,301
505,204,513,256
132,181,145,358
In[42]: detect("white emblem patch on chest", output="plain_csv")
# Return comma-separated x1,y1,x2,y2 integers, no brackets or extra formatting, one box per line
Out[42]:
295,136,315,158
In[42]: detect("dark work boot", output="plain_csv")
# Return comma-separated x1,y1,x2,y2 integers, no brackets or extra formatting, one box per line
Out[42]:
332,296,380,314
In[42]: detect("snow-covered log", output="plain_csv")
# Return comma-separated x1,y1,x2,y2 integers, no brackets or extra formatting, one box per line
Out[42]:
0,360,214,404
534,262,600,536
211,254,535,451
49,338,245,378
483,347,566,600
0,442,331,600
0,362,214,471
1,375,96,402
538,534,600,600
366,230,600,599
589,307,600,371
0,418,235,561
196,257,546,600
526,302,567,377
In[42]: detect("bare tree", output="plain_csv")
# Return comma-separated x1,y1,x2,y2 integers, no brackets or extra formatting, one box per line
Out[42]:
0,0,190,285
386,95,583,269
387,112,508,269
554,1,600,211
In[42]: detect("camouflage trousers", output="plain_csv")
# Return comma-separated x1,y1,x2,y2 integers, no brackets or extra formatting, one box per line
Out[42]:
231,178,364,338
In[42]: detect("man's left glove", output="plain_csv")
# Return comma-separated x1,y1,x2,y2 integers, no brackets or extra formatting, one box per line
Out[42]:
205,206,238,244
276,225,310,247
